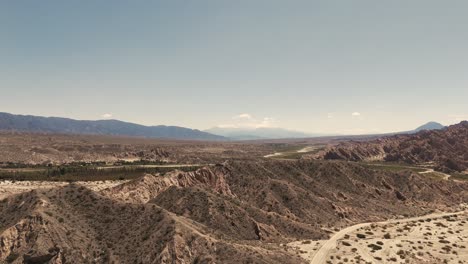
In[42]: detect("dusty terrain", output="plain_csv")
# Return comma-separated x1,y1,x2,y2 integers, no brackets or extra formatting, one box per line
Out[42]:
0,129,377,168
291,210,468,263
1,159,467,263
1,127,468,263
0,132,337,166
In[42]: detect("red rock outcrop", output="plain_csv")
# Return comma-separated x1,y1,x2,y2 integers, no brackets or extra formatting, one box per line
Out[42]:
318,121,468,172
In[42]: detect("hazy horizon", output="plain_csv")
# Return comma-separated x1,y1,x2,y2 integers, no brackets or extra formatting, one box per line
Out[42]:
2,1,467,134
0,111,455,137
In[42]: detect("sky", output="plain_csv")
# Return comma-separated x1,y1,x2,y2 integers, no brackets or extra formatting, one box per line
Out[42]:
1,1,467,135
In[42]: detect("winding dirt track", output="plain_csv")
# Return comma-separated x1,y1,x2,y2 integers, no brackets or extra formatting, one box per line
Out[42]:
363,163,452,180
418,168,451,180
310,210,466,264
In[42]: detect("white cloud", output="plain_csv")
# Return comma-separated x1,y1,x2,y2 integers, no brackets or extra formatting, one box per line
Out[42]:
257,117,277,128
351,112,361,116
327,113,334,119
233,113,253,120
101,113,113,119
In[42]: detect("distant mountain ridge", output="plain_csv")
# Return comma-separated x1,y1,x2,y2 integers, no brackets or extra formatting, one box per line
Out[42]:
0,112,225,141
205,127,324,140
205,121,445,140
413,121,445,132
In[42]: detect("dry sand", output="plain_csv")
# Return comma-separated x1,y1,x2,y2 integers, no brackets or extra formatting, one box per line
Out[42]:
290,210,468,263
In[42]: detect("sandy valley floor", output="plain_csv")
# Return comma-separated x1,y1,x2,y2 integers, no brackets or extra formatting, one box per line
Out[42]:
291,210,468,264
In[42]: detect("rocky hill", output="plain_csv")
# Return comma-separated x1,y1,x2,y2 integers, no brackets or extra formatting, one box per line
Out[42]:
0,182,300,264
1,159,467,263
318,121,468,172
0,112,225,141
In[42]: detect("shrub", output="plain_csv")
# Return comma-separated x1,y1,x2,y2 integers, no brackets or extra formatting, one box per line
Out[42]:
356,233,366,239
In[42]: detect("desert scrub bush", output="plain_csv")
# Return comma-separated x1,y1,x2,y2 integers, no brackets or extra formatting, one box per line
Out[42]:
441,245,452,252
6,252,20,262
44,211,53,217
367,244,382,251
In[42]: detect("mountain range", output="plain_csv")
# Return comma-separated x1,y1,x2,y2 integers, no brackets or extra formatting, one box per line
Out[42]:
0,112,225,141
206,121,445,140
0,112,446,141
204,127,325,140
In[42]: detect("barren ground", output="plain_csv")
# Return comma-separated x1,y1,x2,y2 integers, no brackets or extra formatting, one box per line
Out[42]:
1,130,468,263
290,209,468,264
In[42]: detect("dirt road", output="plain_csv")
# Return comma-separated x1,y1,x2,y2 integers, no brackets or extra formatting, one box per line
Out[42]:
364,163,452,180
96,164,205,170
419,168,451,180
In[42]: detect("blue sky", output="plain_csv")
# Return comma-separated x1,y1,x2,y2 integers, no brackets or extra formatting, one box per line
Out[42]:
1,1,467,134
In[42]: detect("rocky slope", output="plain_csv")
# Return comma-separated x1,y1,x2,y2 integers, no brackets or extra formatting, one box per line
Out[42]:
1,159,467,263
0,185,300,264
317,121,468,172
101,166,234,203
104,160,468,241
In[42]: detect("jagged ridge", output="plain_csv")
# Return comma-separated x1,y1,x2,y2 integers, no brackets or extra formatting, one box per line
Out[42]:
318,121,468,172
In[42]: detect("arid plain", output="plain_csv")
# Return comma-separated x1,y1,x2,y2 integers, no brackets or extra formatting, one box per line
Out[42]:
1,122,468,263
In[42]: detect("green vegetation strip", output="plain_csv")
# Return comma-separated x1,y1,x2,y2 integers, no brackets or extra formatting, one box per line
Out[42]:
451,173,468,181
360,162,428,173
